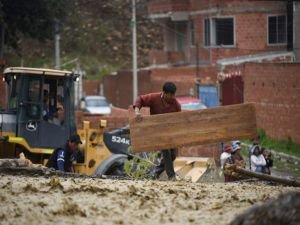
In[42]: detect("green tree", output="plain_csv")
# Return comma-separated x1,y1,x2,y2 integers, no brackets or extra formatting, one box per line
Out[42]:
0,0,69,52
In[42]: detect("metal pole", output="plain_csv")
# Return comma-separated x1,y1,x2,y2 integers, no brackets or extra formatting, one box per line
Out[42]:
54,20,61,70
55,33,61,70
0,25,4,58
132,0,138,103
196,42,200,98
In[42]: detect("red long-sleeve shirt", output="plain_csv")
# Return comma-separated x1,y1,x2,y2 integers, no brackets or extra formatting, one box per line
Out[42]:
134,92,181,115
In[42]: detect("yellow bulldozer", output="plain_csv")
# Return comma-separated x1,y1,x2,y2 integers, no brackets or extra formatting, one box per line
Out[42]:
0,67,210,181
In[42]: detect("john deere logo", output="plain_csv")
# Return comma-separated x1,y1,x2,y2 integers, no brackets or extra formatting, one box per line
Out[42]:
26,121,37,132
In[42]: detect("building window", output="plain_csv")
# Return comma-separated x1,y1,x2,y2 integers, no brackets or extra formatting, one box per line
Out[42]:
189,20,195,46
204,19,210,46
204,17,234,47
268,15,287,44
175,22,185,51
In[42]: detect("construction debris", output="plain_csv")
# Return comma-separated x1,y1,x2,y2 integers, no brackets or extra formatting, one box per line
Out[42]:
0,153,32,167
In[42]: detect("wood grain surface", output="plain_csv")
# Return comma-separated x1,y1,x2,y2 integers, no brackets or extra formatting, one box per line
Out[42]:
129,103,257,153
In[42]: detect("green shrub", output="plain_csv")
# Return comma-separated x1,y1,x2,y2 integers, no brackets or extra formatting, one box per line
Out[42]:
258,129,300,158
124,152,159,179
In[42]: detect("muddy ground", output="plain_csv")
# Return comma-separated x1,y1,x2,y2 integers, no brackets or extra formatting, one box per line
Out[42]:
0,174,299,225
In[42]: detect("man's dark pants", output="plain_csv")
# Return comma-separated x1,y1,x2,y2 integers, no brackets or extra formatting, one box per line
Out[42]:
152,149,177,179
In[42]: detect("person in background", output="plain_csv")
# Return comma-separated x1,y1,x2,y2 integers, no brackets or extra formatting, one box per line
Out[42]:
231,142,246,168
262,148,273,174
43,89,50,121
46,134,82,172
248,135,260,170
250,145,266,173
134,81,181,180
51,105,64,126
221,144,236,182
231,140,241,148
220,144,232,170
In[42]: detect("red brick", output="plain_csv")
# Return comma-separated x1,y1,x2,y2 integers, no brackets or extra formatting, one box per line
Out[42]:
244,63,300,144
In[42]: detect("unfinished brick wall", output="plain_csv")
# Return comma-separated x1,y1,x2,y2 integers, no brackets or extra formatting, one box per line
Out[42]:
148,0,189,13
244,63,300,144
197,9,287,64
103,70,152,109
82,80,100,96
76,107,129,130
103,75,117,105
189,0,285,9
103,67,200,108
150,67,196,96
148,0,287,67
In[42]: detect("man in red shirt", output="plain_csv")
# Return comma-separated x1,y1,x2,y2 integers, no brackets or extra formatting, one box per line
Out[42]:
134,82,181,180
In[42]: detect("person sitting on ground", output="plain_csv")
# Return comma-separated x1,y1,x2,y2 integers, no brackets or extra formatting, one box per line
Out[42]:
46,134,82,172
250,145,266,173
262,148,273,175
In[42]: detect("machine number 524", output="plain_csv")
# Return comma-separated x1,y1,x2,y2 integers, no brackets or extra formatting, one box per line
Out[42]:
112,136,130,145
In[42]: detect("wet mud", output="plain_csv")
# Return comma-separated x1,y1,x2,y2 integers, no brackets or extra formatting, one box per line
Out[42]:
0,174,299,225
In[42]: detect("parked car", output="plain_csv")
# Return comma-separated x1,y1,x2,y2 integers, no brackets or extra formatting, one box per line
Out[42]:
176,96,207,111
82,96,112,115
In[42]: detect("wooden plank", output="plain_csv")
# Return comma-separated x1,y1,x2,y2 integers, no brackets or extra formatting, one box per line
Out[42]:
129,103,257,153
225,164,300,187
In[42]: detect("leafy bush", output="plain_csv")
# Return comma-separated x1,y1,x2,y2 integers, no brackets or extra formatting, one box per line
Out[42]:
124,152,159,179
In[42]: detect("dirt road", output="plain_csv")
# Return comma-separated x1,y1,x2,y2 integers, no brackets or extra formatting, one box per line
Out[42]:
0,174,299,225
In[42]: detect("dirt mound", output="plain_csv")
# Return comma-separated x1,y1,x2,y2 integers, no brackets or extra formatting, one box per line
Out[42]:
0,174,299,225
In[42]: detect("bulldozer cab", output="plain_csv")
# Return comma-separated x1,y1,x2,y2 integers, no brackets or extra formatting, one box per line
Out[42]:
1,67,79,159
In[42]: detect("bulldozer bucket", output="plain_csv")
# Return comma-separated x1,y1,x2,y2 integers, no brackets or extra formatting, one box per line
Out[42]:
174,157,213,182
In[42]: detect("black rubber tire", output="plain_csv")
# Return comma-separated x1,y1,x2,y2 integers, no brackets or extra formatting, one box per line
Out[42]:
93,154,128,176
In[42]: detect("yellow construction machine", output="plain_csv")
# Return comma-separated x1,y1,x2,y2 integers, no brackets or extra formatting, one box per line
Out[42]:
0,67,210,181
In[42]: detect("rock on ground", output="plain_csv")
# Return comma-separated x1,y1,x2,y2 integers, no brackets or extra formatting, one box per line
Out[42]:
230,191,300,225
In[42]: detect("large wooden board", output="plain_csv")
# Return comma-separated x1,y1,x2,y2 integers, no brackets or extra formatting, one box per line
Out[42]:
129,103,257,153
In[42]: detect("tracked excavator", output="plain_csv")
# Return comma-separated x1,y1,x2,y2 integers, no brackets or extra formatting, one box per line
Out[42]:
0,67,211,181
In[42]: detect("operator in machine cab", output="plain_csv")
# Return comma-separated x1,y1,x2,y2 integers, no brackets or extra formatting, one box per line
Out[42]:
46,134,83,172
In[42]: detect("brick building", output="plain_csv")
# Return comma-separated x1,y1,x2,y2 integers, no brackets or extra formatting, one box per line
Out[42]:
244,63,300,144
105,0,297,107
146,0,294,106
103,0,300,149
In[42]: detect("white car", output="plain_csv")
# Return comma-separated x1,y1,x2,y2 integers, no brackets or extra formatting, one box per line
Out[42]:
83,96,112,115
176,96,207,111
